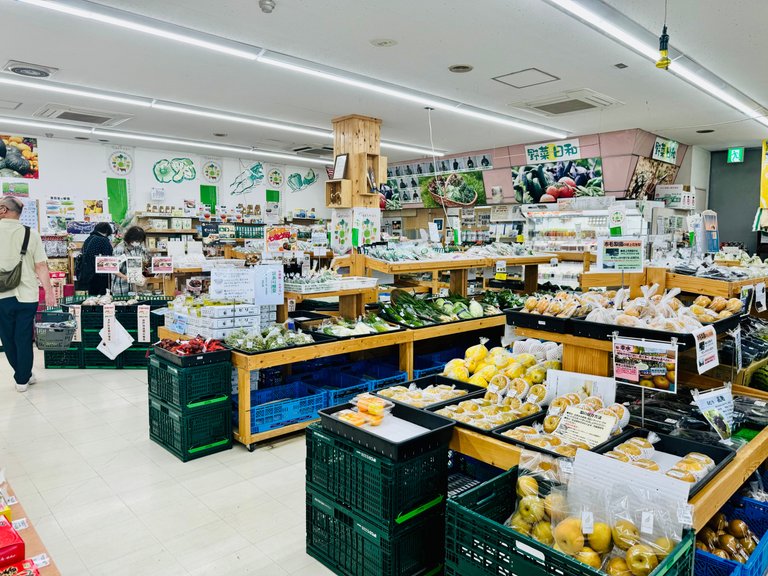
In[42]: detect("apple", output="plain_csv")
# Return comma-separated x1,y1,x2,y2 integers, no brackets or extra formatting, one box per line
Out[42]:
517,476,539,498
576,547,602,569
625,544,659,576
518,496,545,524
654,537,675,561
508,512,531,535
554,517,585,556
589,522,613,554
606,557,632,576
531,521,554,546
612,519,640,551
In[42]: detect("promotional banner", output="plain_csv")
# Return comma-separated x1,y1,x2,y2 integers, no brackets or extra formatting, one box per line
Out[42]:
595,237,645,273
652,137,679,164
331,209,352,253
352,207,381,247
761,139,768,208
0,135,39,179
511,157,603,204
524,138,582,163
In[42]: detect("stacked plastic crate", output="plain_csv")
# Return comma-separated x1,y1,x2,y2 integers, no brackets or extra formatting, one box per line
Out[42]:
305,412,451,576
147,347,233,462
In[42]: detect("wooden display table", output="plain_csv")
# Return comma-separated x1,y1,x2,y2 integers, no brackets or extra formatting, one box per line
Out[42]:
579,271,647,298
663,272,765,298
276,286,377,322
3,482,60,575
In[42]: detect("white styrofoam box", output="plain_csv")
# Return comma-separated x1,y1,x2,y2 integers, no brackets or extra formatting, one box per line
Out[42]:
198,316,236,329
654,185,696,209
200,306,234,318
198,327,238,340
233,316,259,328
234,305,258,316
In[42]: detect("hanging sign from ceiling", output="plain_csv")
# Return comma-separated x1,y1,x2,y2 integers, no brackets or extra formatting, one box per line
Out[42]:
524,138,581,163
652,137,679,164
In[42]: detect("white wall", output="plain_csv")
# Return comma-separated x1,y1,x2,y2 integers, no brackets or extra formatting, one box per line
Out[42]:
674,145,711,212
3,136,329,228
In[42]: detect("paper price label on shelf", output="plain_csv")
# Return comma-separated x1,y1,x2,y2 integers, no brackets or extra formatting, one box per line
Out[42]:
71,304,82,343
12,518,28,531
677,504,694,527
692,325,719,374
756,282,767,313
740,285,754,314
137,305,151,343
287,299,296,313
552,406,614,448
32,554,50,568
494,260,507,281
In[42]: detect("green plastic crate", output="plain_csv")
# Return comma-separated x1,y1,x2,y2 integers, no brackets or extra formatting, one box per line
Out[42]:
148,355,231,411
120,347,151,369
43,346,83,369
446,466,695,576
306,485,444,576
83,348,120,369
148,395,232,462
305,423,447,531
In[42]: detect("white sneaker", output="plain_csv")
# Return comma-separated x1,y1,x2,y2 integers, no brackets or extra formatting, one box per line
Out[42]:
28,374,36,385
15,382,28,393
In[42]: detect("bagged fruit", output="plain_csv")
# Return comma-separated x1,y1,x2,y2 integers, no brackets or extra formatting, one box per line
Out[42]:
465,337,489,365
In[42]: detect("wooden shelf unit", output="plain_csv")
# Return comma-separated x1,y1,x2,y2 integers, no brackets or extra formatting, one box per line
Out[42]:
325,179,352,208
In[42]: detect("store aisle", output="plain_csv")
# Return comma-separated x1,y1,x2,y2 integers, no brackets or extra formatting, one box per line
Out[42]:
0,351,333,576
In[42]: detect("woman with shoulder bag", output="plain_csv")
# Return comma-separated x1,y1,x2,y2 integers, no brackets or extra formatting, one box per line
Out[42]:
0,196,56,392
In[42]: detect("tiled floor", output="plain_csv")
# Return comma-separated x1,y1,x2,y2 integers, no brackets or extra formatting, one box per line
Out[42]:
0,351,334,575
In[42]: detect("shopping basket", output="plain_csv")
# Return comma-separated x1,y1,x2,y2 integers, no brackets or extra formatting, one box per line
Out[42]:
35,311,77,351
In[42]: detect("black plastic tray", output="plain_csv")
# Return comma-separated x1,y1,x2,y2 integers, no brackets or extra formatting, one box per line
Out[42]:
373,375,486,408
492,413,632,459
594,428,736,498
505,308,578,333
318,401,455,461
153,344,232,367
425,394,545,436
387,311,505,331
570,313,741,349
228,331,338,355
294,316,405,341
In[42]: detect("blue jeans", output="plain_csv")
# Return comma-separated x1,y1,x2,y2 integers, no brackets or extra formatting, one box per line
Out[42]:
0,297,38,385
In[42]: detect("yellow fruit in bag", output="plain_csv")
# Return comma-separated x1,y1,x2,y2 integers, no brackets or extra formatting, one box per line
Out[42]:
526,366,547,384
515,353,537,369
443,358,466,372
445,365,470,382
476,364,498,382
465,338,489,364
468,374,488,388
504,362,525,379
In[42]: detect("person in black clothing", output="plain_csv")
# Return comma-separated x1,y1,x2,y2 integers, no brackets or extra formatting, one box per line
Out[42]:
78,222,114,295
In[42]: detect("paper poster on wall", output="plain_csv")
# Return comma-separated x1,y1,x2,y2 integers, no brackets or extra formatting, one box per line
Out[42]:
2,182,29,197
44,195,76,233
0,135,39,179
200,185,217,215
352,207,381,247
286,168,318,192
264,189,280,224
418,171,487,208
106,146,134,176
231,160,265,196
152,157,196,184
625,157,680,201
331,209,352,253
201,158,223,184
84,200,104,216
8,197,40,231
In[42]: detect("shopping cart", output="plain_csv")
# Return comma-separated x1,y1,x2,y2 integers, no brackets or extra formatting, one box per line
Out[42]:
35,311,77,351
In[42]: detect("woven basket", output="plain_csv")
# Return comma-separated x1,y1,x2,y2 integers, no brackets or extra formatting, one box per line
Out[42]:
429,189,478,208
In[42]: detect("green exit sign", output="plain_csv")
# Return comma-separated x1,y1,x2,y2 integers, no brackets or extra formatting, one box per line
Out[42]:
727,147,745,163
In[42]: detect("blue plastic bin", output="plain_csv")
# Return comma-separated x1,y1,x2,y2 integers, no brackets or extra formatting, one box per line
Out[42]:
341,360,408,391
233,382,326,434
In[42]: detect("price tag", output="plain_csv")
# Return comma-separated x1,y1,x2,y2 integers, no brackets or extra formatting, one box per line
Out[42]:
6,496,17,505
553,406,615,448
287,299,296,313
32,554,50,568
733,326,743,371
677,504,694,527
641,511,654,535
692,386,734,440
581,511,594,535
494,260,507,281
12,518,28,531
757,282,767,313
137,305,151,343
559,460,574,475
692,325,719,374
71,304,82,343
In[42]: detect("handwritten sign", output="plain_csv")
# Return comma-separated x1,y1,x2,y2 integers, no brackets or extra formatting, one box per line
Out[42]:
210,268,256,303
254,264,284,305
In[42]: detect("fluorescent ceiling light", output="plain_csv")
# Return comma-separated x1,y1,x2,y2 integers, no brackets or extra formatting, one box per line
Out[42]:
0,75,151,107
259,55,568,139
544,0,768,130
17,0,259,60
151,102,330,139
0,116,92,134
91,129,333,164
380,142,445,156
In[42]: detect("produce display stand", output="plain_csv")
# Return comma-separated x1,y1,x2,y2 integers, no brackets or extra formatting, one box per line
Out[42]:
161,267,205,296
662,272,766,298
579,270,648,298
3,481,60,575
276,286,377,322
159,314,505,451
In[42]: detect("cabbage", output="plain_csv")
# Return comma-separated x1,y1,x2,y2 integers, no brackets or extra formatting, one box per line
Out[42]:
469,300,484,318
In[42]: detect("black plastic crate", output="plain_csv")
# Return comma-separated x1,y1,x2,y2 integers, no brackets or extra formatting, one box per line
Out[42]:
148,355,231,411
318,402,455,462
306,485,444,576
83,348,119,369
595,428,736,498
446,466,695,576
447,451,504,499
148,395,232,462
306,423,448,531
506,308,577,333
153,344,231,367
43,346,83,369
80,328,139,349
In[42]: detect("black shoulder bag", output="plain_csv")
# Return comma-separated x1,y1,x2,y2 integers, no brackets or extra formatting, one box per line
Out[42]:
0,226,30,291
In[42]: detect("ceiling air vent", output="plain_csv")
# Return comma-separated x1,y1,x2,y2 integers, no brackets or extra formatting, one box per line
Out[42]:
3,60,58,78
292,145,334,156
33,104,132,127
511,89,623,117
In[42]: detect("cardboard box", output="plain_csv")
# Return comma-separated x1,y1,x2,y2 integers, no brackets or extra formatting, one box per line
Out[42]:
0,517,24,569
0,559,40,576
654,185,696,209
